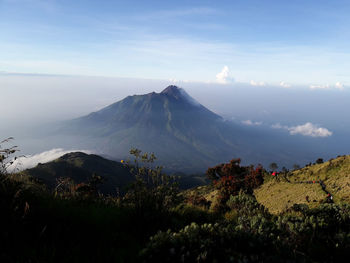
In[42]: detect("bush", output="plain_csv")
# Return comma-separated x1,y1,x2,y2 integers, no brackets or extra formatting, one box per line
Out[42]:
141,221,293,262
226,191,268,217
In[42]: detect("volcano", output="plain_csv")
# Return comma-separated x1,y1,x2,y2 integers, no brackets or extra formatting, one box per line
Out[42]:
60,85,251,171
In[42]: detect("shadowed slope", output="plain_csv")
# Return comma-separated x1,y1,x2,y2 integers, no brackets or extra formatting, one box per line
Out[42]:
21,152,132,194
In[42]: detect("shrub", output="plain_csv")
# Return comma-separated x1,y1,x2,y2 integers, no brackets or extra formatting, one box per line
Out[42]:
226,191,268,217
141,221,292,262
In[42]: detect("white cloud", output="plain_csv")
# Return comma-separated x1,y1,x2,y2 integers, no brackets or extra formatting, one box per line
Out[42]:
272,122,332,137
309,84,330,90
8,148,91,172
288,123,332,137
216,66,234,84
242,120,262,126
309,82,346,90
271,123,287,129
335,82,344,90
280,81,291,88
250,80,265,86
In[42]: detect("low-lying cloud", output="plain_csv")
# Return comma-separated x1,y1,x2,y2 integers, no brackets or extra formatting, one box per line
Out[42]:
250,80,265,87
242,120,262,126
280,81,291,88
8,148,91,172
310,82,345,91
335,82,344,90
272,122,332,137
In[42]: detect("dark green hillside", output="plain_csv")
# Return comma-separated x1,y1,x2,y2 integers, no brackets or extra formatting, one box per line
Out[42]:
21,151,208,193
21,152,132,194
2,140,350,262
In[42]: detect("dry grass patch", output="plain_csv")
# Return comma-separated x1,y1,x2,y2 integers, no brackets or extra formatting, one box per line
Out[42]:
289,155,350,203
254,180,325,214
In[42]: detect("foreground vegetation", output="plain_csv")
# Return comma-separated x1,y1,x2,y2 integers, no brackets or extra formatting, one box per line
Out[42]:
1,139,350,262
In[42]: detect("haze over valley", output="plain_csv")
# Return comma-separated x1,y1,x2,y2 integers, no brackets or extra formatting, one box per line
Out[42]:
1,73,349,172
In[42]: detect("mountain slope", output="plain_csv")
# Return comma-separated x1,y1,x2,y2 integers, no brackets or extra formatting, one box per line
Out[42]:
181,155,350,214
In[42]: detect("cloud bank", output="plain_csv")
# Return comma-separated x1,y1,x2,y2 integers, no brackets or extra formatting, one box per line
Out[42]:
272,122,332,137
8,148,91,172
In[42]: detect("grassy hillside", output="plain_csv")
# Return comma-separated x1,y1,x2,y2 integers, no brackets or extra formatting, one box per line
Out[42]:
183,155,350,214
255,155,350,214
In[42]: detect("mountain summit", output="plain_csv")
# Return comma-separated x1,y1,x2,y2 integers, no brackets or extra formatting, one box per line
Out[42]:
161,85,182,96
160,85,203,107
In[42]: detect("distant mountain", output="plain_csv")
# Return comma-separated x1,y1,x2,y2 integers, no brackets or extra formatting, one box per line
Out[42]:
58,86,251,171
56,85,321,172
21,152,132,195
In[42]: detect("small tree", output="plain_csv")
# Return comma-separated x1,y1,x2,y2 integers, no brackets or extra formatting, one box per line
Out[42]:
123,148,180,215
316,158,324,164
269,162,278,171
293,164,300,170
0,137,19,175
281,167,288,173
207,159,265,211
206,158,246,181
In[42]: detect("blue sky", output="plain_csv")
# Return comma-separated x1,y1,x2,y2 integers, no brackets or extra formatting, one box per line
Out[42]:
1,0,350,86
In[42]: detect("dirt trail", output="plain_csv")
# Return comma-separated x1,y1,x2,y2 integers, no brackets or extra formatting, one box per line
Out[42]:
273,173,333,203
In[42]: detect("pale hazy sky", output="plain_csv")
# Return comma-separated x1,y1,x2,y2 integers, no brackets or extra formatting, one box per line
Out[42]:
1,73,349,130
1,0,350,86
